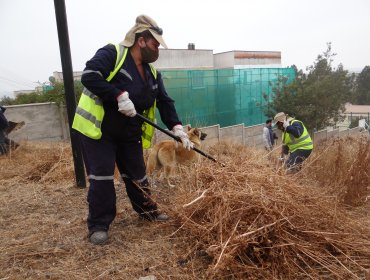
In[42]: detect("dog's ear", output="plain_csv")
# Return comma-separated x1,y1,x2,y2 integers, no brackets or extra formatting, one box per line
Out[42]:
192,128,202,138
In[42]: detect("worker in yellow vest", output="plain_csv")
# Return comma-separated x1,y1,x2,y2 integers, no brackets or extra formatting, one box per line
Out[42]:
72,15,193,245
274,112,313,174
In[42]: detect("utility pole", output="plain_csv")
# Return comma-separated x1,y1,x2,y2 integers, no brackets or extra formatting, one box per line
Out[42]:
53,0,86,188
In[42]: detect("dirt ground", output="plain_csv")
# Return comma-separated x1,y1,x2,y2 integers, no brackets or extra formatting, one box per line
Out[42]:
0,138,369,279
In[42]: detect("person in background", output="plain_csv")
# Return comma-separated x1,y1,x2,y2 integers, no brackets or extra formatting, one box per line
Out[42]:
274,112,313,173
263,118,275,151
0,106,20,155
72,15,194,245
0,106,9,154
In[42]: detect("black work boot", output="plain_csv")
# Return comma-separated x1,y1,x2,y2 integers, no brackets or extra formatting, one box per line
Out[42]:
139,210,169,222
154,213,169,221
89,231,108,245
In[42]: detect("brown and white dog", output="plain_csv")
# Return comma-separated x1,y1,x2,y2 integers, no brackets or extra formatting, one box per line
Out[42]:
146,127,207,187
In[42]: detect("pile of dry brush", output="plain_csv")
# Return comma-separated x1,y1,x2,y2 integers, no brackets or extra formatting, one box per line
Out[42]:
302,135,370,206
169,136,370,279
0,136,369,279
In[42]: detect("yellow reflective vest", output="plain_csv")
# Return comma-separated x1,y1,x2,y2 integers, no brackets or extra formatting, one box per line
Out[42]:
282,119,313,153
72,44,157,149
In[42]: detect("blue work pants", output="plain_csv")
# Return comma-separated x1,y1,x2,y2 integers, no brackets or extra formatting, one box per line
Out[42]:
79,133,158,234
285,149,312,173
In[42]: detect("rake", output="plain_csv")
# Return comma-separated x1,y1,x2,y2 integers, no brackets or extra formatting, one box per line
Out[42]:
136,113,225,167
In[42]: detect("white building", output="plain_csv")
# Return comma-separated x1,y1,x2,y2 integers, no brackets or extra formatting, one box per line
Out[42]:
52,71,83,83
337,103,370,129
16,45,283,95
52,44,282,78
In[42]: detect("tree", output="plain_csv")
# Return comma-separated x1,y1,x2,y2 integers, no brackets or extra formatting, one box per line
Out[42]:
0,95,15,106
353,66,370,105
0,81,83,106
264,43,353,131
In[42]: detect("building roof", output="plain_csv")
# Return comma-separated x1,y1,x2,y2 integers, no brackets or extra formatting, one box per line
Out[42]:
345,103,370,114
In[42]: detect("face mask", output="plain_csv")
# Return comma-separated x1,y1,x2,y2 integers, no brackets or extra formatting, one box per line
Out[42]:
140,44,159,63
276,122,284,131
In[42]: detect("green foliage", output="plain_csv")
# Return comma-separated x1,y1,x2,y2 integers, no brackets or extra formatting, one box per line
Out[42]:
0,96,15,106
0,81,83,107
264,43,353,131
353,66,370,105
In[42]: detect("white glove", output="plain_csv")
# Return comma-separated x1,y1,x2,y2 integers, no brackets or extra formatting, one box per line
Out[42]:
117,91,136,117
283,120,290,129
172,125,194,151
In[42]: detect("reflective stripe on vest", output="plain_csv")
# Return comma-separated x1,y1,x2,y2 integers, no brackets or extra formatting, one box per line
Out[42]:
72,43,157,147
283,120,313,153
72,44,128,139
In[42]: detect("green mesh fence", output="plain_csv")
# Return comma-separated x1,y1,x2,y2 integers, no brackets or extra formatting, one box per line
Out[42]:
156,68,296,128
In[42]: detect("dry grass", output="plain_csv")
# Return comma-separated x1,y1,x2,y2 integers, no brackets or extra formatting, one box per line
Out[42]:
0,137,369,279
299,135,370,206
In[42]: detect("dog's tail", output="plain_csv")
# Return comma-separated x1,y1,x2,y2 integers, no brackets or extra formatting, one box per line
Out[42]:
146,145,161,176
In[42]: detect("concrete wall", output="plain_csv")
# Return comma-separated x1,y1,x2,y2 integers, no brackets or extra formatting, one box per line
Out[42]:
220,124,244,144
234,51,281,68
4,103,69,142
4,102,365,149
154,49,214,70
214,51,282,69
213,52,235,69
313,129,327,145
327,129,339,140
153,123,275,150
53,71,83,82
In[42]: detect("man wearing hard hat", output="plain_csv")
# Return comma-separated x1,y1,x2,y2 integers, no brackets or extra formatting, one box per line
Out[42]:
274,112,313,173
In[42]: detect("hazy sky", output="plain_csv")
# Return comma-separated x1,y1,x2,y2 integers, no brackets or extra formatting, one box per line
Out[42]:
1,0,369,98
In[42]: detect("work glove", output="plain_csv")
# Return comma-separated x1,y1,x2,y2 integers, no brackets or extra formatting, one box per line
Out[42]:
117,91,136,117
172,125,194,151
283,120,290,129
